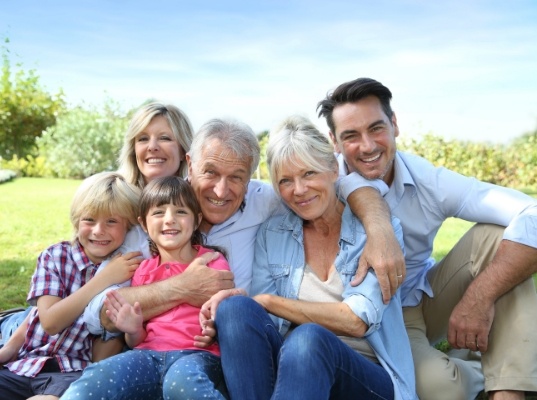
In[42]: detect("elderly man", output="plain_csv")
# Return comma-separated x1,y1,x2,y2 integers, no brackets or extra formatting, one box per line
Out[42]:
85,117,401,336
318,77,537,400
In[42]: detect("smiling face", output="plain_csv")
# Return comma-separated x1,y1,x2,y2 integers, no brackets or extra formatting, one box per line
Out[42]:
141,202,200,263
77,214,129,264
134,115,183,184
276,158,339,222
187,138,250,233
330,96,399,185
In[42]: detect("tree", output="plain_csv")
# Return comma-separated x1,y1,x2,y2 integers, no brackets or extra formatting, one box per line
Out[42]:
0,38,65,159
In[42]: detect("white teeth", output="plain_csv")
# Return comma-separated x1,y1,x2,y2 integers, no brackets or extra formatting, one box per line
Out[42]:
91,240,110,245
147,158,165,164
162,230,178,235
362,154,381,162
208,198,226,206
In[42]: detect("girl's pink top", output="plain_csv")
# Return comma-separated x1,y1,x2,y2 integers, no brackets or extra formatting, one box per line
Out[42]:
131,245,229,355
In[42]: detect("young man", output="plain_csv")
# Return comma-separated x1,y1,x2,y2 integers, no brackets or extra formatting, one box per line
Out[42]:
317,77,537,400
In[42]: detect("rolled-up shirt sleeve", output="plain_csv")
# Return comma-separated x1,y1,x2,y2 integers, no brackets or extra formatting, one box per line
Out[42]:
83,283,124,336
338,172,389,200
335,153,389,199
83,225,149,337
342,272,386,336
342,215,404,336
504,206,537,249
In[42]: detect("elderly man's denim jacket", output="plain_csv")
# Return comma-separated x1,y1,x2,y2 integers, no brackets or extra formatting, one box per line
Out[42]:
251,202,417,400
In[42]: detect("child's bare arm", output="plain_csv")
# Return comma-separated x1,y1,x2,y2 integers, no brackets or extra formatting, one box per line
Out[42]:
92,335,125,362
38,252,142,336
0,310,32,364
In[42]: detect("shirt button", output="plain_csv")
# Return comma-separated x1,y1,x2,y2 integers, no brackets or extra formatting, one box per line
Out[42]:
165,264,170,269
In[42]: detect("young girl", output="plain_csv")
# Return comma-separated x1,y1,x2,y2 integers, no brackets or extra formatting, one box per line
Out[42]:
62,176,230,400
0,172,142,399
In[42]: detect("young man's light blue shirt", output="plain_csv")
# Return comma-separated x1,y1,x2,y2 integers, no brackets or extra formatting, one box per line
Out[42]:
251,204,417,400
338,151,537,306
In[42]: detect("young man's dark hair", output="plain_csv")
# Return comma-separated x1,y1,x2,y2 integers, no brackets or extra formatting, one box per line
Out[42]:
317,77,394,133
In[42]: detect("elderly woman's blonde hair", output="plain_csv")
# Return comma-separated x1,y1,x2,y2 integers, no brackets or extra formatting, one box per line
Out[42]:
118,102,193,188
70,172,141,242
267,115,338,194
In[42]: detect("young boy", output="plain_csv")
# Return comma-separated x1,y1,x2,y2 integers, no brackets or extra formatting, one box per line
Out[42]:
0,172,142,399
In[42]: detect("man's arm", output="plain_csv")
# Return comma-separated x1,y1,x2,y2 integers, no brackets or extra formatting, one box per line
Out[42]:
100,252,234,332
346,187,405,303
448,239,537,352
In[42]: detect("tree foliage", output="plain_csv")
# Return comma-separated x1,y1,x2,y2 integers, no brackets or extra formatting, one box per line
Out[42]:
256,128,537,190
37,100,130,179
0,39,65,159
256,130,269,180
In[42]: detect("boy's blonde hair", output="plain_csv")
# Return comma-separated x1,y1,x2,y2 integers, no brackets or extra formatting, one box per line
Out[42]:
70,172,141,241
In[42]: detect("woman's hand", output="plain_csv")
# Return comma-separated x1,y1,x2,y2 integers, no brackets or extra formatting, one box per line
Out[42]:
199,288,248,321
194,288,247,349
252,293,272,310
194,316,217,349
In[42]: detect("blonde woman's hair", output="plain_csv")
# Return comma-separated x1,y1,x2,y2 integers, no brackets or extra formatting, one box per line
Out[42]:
267,115,337,194
118,102,193,188
70,172,141,242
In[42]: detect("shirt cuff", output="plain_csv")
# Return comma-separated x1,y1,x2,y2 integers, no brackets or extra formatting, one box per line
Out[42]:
343,294,381,336
504,210,537,249
83,286,120,335
338,172,389,200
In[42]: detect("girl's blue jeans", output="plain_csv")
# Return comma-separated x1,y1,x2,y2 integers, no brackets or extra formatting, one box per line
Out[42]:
60,348,227,400
215,296,394,400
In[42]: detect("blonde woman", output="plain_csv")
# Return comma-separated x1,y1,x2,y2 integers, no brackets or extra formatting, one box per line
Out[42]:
118,102,194,188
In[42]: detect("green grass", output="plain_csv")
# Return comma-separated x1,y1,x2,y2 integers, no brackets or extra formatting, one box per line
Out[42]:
432,217,473,260
0,177,81,309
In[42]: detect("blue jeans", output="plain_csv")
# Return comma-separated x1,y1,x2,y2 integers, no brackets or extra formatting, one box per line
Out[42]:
215,296,394,400
60,349,227,400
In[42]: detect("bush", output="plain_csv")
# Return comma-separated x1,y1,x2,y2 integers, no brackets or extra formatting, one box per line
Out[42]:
399,132,537,190
37,100,129,179
0,169,17,183
0,154,53,177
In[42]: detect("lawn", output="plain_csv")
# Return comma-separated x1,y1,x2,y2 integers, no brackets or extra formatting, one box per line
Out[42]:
0,177,81,309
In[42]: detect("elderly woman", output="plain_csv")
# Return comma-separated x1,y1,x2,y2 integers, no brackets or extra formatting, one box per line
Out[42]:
205,115,416,399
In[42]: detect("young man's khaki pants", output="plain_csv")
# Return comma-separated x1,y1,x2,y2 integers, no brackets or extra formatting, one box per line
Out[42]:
403,224,537,400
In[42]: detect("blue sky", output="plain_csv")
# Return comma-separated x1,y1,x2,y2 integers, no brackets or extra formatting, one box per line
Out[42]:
3,0,537,143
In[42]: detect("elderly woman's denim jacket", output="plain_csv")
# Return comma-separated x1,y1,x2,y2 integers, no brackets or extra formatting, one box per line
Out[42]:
250,202,417,400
